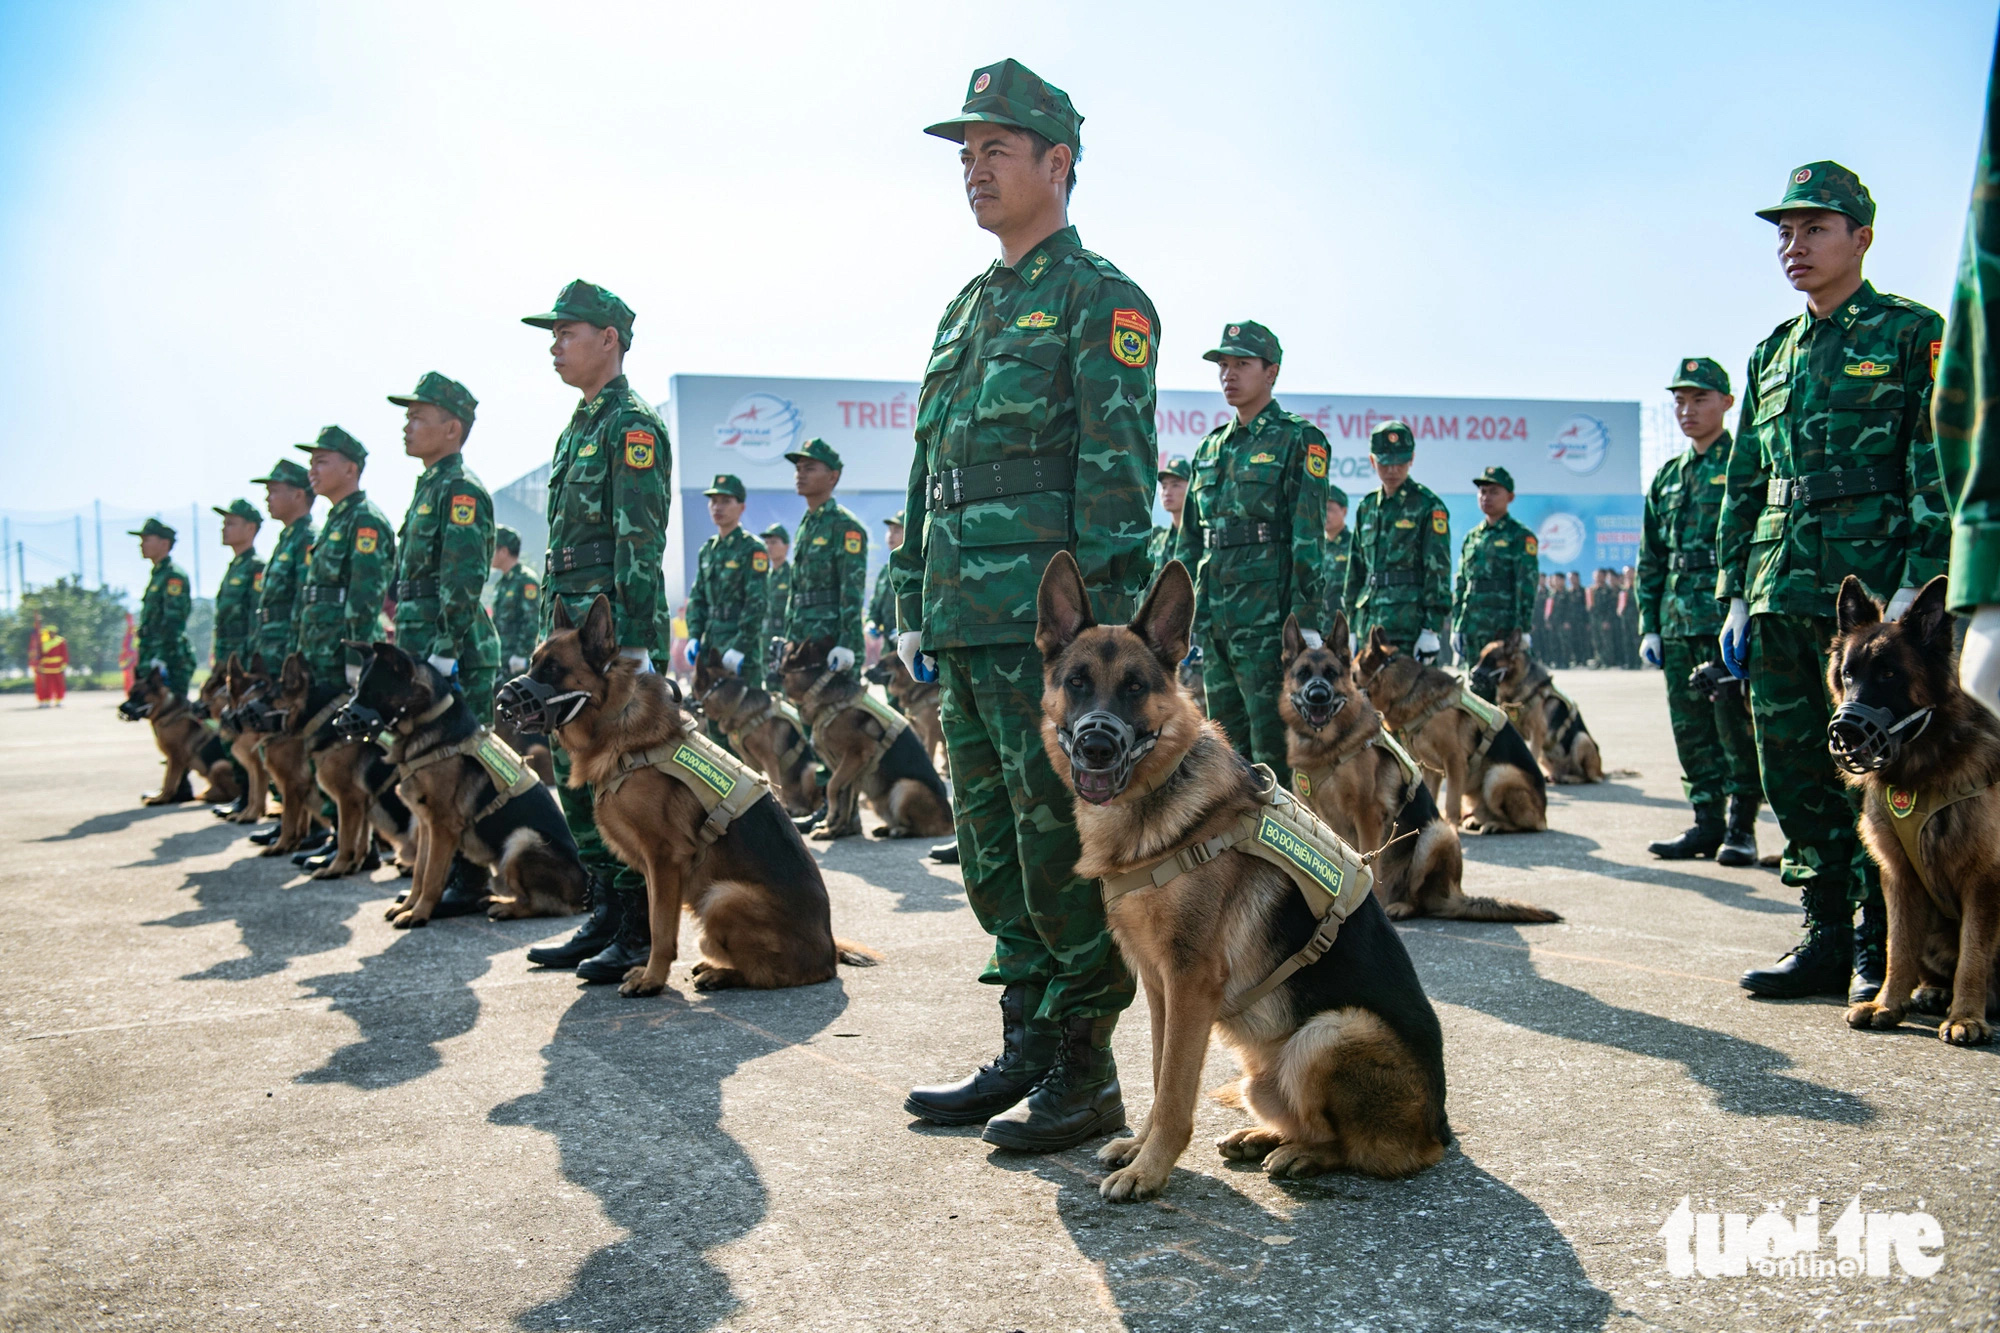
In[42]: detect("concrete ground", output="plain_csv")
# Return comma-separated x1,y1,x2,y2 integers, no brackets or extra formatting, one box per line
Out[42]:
1,671,1995,1333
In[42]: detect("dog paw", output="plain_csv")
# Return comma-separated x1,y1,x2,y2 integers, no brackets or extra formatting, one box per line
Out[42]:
1909,986,1949,1014
1096,1134,1145,1168
1099,1161,1168,1203
310,866,349,881
389,911,428,930
618,968,668,998
1382,902,1418,920
1845,1001,1903,1031
692,966,743,991
1264,1143,1341,1178
1216,1128,1282,1161
1940,1016,1993,1046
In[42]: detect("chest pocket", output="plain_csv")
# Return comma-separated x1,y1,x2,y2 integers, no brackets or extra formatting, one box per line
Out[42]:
918,331,966,448
1825,378,1906,460
564,442,612,527
1228,456,1287,522
972,336,1067,438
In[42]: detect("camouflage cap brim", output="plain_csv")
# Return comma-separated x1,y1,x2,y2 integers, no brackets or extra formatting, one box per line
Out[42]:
923,111,1038,144
1201,343,1267,362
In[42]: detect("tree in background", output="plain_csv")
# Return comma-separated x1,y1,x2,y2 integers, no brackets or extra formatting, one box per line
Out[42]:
1,579,135,682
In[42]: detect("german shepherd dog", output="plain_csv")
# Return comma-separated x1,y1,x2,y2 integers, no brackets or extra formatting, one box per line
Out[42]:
215,654,272,825
512,596,880,995
864,653,945,768
491,716,556,787
693,650,821,816
335,642,587,928
1830,575,2000,1045
1469,632,1604,785
1355,629,1548,834
118,666,239,806
252,653,411,874
1038,554,1449,1201
1281,615,1558,923
241,653,333,856
778,635,953,841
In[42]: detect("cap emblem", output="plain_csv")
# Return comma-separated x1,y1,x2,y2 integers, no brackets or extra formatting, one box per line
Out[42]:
1795,168,1812,184
1227,325,1241,337
974,72,991,92
1685,360,1697,372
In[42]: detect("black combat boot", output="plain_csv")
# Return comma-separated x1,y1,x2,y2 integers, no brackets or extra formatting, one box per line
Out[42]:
428,856,492,919
928,841,960,865
575,884,652,984
1716,795,1761,867
1849,898,1886,1005
1647,803,1724,860
982,1014,1125,1152
904,984,1057,1125
526,877,617,969
1741,887,1852,999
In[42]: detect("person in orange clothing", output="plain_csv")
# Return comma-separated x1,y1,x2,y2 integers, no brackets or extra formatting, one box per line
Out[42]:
33,626,68,706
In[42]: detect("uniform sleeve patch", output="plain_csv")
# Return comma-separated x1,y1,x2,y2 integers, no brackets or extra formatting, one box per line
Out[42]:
1111,308,1151,368
1524,536,1538,556
523,583,538,600
844,530,863,554
623,430,657,469
356,528,379,554
1306,443,1328,478
752,551,769,573
449,494,477,526
253,571,265,591
1932,340,1943,381
1430,510,1448,536
166,578,184,596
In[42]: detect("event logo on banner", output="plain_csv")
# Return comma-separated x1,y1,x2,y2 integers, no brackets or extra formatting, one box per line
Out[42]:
714,392,804,465
1535,512,1588,564
1549,415,1611,476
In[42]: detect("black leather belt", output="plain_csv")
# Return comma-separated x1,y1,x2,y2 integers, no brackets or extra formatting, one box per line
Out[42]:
926,457,1073,511
1668,550,1717,571
1203,522,1279,550
793,589,839,609
1765,465,1899,508
394,578,439,600
302,586,346,605
546,540,615,575
258,605,285,623
1469,576,1514,593
1368,571,1422,588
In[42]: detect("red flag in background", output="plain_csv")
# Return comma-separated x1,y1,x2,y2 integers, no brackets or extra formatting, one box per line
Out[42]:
120,613,137,692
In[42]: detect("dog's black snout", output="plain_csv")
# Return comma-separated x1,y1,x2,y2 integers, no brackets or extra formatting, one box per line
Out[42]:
1301,678,1334,707
1075,731,1121,766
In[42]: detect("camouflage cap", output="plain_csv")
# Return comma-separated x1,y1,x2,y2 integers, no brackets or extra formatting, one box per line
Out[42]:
703,473,747,501
1665,356,1731,395
924,59,1083,157
1202,320,1282,364
1756,161,1875,227
522,279,636,351
784,437,844,470
1370,420,1416,463
212,498,263,524
128,517,177,541
885,509,906,527
1158,456,1192,481
495,524,522,555
760,522,791,544
386,370,477,427
1327,483,1350,508
295,425,367,467
250,458,311,489
1473,465,1516,493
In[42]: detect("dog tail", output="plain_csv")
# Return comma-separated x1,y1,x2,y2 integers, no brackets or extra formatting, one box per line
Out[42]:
1436,895,1562,924
1208,1076,1248,1109
834,938,883,967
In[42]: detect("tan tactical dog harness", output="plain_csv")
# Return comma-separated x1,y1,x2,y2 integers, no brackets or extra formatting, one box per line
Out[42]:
1395,684,1507,762
1880,780,2000,920
1292,723,1421,804
393,710,543,823
726,695,811,773
1100,765,1374,1018
798,670,908,774
594,728,772,844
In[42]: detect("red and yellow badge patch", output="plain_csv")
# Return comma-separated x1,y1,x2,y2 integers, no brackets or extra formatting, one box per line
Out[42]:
253,571,265,592
844,530,863,555
1524,535,1538,556
1110,308,1151,368
450,494,477,526
165,578,184,596
1887,786,1917,819
523,583,538,601
623,430,657,469
1931,340,1943,381
356,528,379,555
1305,443,1328,479
1842,360,1892,378
1430,509,1448,536
752,551,769,573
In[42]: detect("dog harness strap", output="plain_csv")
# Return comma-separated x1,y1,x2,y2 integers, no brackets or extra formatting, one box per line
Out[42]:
1882,780,1998,918
299,691,352,739
599,731,771,843
1293,720,1385,801
1372,731,1421,787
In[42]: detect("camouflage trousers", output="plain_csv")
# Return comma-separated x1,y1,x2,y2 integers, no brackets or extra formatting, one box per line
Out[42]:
1747,614,1881,916
1662,636,1760,808
1202,624,1291,787
158,645,196,698
551,746,647,901
460,665,495,729
938,643,1134,1025
1350,601,1424,653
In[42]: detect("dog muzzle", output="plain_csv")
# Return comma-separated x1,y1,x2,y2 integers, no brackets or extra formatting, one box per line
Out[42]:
1687,660,1742,703
495,673,591,733
1468,665,1504,702
331,701,387,743
236,696,288,734
1288,677,1345,731
1828,701,1933,774
1056,710,1159,806
117,698,151,721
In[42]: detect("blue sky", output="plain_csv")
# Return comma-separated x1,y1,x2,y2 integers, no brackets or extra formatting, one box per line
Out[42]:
1,0,1994,534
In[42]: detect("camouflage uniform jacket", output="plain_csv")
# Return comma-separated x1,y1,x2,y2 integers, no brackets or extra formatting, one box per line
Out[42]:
761,560,791,654
1343,480,1453,636
1452,514,1540,648
255,515,315,661
294,490,396,677
1718,282,1947,617
211,547,266,666
784,500,867,655
1320,527,1351,632
1938,52,2000,611
867,560,896,636
1145,523,1175,580
137,558,193,670
687,525,770,666
1638,431,1734,638
895,225,1159,650
491,563,541,667
540,373,671,656
1172,399,1328,638
392,453,500,667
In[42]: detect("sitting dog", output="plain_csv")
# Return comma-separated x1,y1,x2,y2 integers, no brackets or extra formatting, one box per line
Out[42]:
253,651,410,875
778,635,953,841
864,653,945,768
336,642,588,928
502,596,879,996
215,654,272,825
240,653,335,856
1469,632,1604,785
118,666,238,806
693,649,820,816
1039,554,1449,1202
1356,629,1547,834
1281,615,1557,923
1830,575,2000,1045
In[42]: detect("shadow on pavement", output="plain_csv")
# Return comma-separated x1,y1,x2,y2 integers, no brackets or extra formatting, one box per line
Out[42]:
1409,926,1877,1123
1549,780,1684,811
121,817,249,868
146,865,378,982
491,979,850,1331
1458,828,1796,916
811,837,966,914
998,1144,1615,1330
33,802,190,843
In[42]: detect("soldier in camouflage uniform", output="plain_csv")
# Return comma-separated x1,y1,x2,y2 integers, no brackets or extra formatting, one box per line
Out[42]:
517,281,672,983
489,526,541,674
684,473,771,681
209,499,266,668
1451,466,1539,659
899,60,1153,1152
294,428,395,686
866,509,905,651
781,438,867,668
1718,163,1947,1004
1321,481,1351,632
130,517,194,696
250,459,316,663
1172,320,1327,784
1145,456,1189,579
1639,357,1762,864
759,522,792,690
1344,420,1451,661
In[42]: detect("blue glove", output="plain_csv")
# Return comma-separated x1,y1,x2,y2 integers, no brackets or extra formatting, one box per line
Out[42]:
1640,633,1662,668
1719,599,1750,679
684,638,700,666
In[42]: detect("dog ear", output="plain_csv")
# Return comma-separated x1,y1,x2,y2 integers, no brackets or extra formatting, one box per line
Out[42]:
1505,629,1521,652
281,653,306,691
1836,576,1880,634
1329,612,1351,660
1035,550,1096,659
249,651,266,676
374,642,415,678
550,598,574,632
1282,613,1304,664
1905,575,1954,649
579,594,617,668
1367,626,1389,652
1130,560,1193,669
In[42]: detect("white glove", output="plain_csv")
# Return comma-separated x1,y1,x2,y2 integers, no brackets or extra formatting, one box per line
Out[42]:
1640,633,1662,668
149,658,168,672
1451,631,1465,660
1348,632,1359,657
1960,606,2000,722
1299,629,1323,650
427,655,456,677
619,648,654,673
683,639,700,666
721,648,744,673
344,664,361,686
1520,632,1532,652
1884,587,1918,621
1720,597,1750,679
827,646,855,673
1414,628,1440,660
507,655,527,673
898,629,938,682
